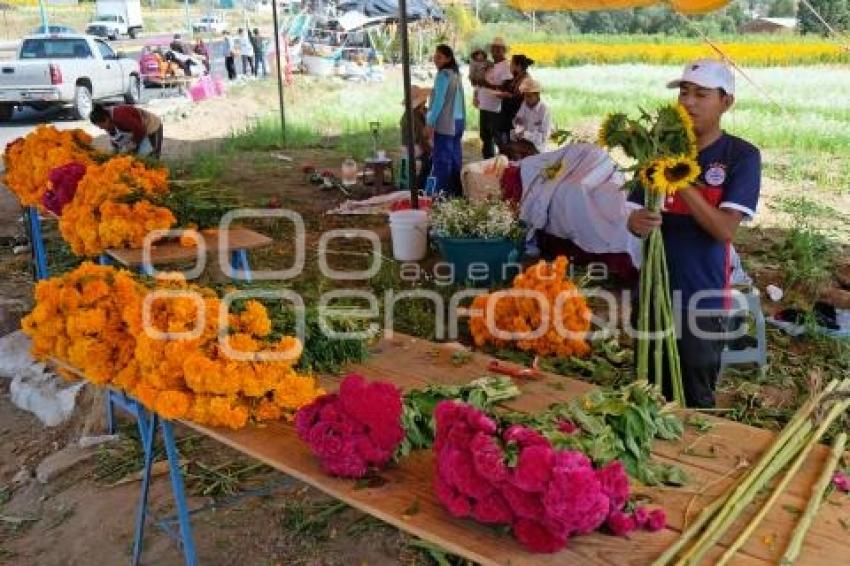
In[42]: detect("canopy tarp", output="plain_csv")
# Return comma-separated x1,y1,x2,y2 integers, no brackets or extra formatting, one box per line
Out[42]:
507,0,729,15
338,0,444,21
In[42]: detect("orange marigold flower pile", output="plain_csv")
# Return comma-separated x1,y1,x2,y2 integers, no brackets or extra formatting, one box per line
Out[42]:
21,262,139,385
469,256,592,358
2,125,95,206
59,155,175,256
21,263,323,429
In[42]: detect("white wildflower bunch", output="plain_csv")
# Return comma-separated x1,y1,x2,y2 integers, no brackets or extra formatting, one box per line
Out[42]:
430,199,519,239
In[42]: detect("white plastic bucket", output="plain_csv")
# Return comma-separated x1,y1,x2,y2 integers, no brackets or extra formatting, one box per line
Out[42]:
389,209,429,261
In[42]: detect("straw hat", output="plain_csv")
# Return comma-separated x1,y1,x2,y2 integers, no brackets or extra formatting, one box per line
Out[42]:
491,37,508,49
520,78,542,94
403,85,432,108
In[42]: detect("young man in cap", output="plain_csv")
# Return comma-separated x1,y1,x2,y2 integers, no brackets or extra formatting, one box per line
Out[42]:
475,37,513,159
627,59,762,408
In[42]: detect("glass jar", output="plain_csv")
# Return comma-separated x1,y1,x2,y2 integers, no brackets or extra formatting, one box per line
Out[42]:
341,158,358,186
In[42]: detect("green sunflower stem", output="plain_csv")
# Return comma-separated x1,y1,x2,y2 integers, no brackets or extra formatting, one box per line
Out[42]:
658,238,685,406
781,432,848,565
652,231,664,390
636,234,653,381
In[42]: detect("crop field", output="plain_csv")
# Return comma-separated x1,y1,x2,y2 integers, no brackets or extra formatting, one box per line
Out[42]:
240,64,850,194
512,42,850,66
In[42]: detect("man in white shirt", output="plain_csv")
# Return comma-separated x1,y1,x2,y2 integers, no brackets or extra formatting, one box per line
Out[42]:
476,37,513,159
511,79,552,154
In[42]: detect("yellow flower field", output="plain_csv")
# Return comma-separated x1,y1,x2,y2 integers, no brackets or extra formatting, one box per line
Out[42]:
512,42,850,67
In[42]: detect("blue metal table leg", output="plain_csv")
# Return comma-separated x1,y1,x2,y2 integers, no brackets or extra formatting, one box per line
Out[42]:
231,249,252,282
105,391,116,435
162,420,198,566
132,410,158,566
28,207,48,281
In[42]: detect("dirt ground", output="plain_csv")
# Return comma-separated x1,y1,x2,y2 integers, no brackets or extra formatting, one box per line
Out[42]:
1,77,849,565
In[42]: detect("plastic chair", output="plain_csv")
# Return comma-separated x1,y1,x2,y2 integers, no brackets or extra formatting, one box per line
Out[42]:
720,288,768,374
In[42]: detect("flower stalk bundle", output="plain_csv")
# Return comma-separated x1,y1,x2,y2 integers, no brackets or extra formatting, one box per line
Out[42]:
598,104,700,407
653,378,850,565
21,263,323,429
469,257,593,358
781,432,847,565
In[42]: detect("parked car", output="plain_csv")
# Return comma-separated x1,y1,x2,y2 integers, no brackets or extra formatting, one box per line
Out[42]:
192,14,228,34
0,34,142,121
86,0,144,40
31,25,77,35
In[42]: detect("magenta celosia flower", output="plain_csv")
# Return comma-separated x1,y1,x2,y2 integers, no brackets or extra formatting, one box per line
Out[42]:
557,420,578,434
434,474,472,518
543,466,610,535
472,492,514,525
833,471,850,492
42,161,87,215
504,424,549,448
633,505,650,528
431,400,664,555
321,440,368,478
470,432,509,483
607,511,637,536
646,509,667,532
513,518,567,554
502,483,545,519
295,374,404,479
512,444,555,493
596,460,630,512
446,447,494,500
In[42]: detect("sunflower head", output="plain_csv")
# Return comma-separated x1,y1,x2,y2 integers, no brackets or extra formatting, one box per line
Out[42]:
674,104,698,157
648,155,701,196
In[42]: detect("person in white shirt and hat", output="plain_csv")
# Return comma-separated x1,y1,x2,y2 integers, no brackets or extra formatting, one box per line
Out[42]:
511,78,551,154
476,37,514,159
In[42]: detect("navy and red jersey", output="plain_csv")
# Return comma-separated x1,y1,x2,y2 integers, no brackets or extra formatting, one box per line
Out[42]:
630,133,761,311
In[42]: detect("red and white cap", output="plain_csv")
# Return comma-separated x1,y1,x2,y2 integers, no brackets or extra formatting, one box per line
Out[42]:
667,59,735,96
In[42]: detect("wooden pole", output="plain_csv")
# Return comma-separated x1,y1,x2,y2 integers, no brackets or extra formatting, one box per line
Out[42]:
399,0,417,208
272,0,287,145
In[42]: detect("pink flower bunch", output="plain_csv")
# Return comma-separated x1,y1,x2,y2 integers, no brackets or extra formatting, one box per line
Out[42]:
834,471,850,492
42,161,87,215
433,401,665,554
295,373,404,479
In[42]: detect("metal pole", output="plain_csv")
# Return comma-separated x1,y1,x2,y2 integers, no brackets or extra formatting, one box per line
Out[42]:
399,0,417,209
38,0,49,29
272,0,286,145
184,0,192,38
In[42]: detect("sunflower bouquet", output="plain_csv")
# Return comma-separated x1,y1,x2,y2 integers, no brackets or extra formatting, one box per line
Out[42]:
598,104,700,406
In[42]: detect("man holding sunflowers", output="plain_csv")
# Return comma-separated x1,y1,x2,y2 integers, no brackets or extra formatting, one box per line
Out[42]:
626,59,762,408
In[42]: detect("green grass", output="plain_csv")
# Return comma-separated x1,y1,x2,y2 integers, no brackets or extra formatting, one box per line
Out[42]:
227,65,850,194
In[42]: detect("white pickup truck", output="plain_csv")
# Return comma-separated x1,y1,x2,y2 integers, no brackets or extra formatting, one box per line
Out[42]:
0,34,141,122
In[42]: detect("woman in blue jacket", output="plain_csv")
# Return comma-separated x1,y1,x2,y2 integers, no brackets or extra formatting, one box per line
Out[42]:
425,44,466,196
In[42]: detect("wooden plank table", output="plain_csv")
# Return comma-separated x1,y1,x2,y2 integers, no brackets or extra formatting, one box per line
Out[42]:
184,334,850,565
105,228,272,268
